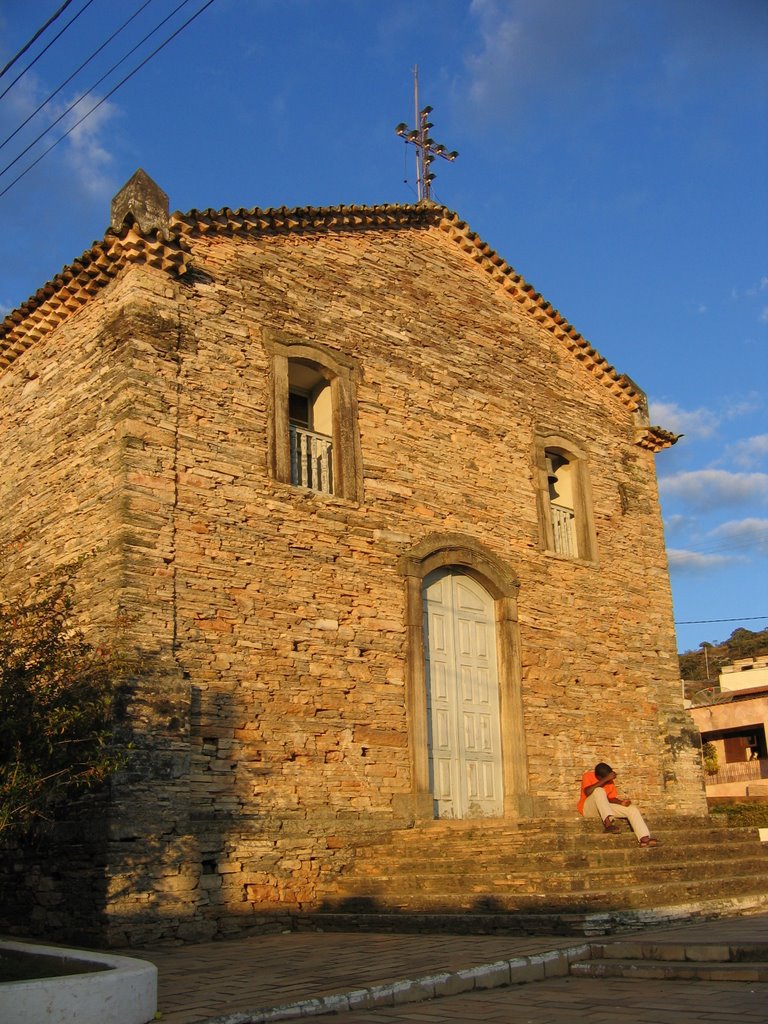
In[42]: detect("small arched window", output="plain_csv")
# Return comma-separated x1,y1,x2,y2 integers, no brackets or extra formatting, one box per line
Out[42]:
536,436,597,562
263,333,363,502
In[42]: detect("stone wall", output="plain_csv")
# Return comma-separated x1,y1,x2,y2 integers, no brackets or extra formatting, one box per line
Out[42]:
0,214,706,944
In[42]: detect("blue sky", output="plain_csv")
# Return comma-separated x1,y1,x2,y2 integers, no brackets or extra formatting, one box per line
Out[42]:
1,0,766,655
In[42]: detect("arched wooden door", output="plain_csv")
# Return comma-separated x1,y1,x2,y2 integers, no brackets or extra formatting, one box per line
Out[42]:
423,569,503,818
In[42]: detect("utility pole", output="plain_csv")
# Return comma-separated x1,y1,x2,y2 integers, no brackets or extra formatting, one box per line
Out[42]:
395,65,458,202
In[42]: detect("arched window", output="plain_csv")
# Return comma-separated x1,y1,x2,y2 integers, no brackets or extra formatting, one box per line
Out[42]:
263,333,363,502
535,435,597,562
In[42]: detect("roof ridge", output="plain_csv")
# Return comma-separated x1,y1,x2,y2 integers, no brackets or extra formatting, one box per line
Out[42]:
0,226,189,368
0,200,672,448
434,210,645,412
169,201,645,414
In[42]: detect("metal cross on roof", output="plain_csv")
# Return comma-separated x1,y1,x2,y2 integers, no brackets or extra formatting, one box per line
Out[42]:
395,67,458,203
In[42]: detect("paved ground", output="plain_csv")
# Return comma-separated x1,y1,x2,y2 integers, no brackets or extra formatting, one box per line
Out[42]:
296,976,768,1023
143,931,582,1023
134,913,768,1024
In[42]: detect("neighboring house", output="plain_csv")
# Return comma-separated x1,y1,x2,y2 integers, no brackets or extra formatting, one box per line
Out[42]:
720,656,768,693
0,170,706,945
689,657,768,799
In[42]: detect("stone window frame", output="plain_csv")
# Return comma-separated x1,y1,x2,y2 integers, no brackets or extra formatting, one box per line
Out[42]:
534,431,598,564
397,533,532,820
262,331,363,502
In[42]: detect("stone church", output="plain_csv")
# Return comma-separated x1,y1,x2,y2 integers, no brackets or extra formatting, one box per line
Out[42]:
0,170,705,945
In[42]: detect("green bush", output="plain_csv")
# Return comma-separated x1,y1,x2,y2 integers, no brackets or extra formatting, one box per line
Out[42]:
702,741,719,775
0,564,123,840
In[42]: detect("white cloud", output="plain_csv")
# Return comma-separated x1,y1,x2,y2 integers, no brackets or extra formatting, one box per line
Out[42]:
659,469,768,511
648,400,720,439
462,0,634,120
465,0,522,106
724,434,768,468
58,93,118,197
462,0,767,130
724,393,762,420
709,517,768,556
650,394,761,440
0,70,118,208
664,513,696,535
665,518,768,574
667,549,737,573
732,277,768,324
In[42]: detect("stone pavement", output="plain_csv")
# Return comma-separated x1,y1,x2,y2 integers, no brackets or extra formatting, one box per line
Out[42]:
136,914,768,1024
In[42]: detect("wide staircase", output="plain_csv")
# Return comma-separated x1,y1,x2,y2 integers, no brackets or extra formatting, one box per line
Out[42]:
570,936,768,981
310,815,768,936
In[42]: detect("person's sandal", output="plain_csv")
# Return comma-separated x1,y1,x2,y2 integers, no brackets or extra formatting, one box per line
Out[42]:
639,836,660,847
603,817,620,834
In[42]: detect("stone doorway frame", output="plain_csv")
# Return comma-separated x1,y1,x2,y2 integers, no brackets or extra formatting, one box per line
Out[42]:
397,533,532,820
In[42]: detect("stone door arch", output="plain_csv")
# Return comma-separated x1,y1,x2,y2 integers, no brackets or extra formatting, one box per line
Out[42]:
398,534,531,820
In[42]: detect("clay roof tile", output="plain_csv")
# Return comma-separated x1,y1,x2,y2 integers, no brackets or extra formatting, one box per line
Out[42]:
1,198,665,429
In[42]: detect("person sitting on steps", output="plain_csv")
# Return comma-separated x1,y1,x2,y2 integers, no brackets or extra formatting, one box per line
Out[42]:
577,761,660,847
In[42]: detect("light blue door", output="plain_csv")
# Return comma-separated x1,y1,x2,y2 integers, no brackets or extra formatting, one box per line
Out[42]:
423,570,503,818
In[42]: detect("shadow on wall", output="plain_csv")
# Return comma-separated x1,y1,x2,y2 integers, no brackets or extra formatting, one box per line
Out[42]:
0,657,359,947
0,657,193,948
0,791,113,948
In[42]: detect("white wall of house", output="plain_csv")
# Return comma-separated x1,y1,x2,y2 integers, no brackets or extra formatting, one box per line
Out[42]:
719,657,768,692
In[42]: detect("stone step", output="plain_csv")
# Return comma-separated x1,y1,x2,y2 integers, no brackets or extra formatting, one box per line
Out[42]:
341,856,768,896
304,892,768,937
375,813,711,830
322,872,768,914
303,910,614,937
346,835,765,876
318,815,768,933
358,814,757,836
570,958,768,981
348,840,767,875
350,822,762,859
590,939,768,962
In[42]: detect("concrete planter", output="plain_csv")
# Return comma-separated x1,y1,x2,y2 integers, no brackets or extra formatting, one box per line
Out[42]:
0,939,157,1024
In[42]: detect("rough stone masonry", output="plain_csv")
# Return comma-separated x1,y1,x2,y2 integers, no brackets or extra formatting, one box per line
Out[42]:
0,170,705,945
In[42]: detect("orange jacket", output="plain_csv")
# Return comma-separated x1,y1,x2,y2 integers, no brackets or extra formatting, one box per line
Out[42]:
577,769,618,814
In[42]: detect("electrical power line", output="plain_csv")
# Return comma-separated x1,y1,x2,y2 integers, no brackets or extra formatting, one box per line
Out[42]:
0,0,97,103
0,0,155,156
675,615,768,625
0,0,216,199
705,530,768,554
0,0,195,181
667,525,768,558
0,0,76,80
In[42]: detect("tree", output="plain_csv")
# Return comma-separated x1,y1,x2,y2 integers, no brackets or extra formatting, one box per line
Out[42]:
0,565,123,840
679,626,768,681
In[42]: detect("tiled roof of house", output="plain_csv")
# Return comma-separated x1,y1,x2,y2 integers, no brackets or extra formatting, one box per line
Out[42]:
0,193,677,451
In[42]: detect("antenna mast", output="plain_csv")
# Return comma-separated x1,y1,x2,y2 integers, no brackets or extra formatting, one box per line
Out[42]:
395,65,458,202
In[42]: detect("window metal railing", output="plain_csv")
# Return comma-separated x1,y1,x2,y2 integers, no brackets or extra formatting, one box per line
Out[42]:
551,503,577,557
290,424,333,495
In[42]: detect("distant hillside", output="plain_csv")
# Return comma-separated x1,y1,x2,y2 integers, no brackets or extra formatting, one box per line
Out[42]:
679,626,768,682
